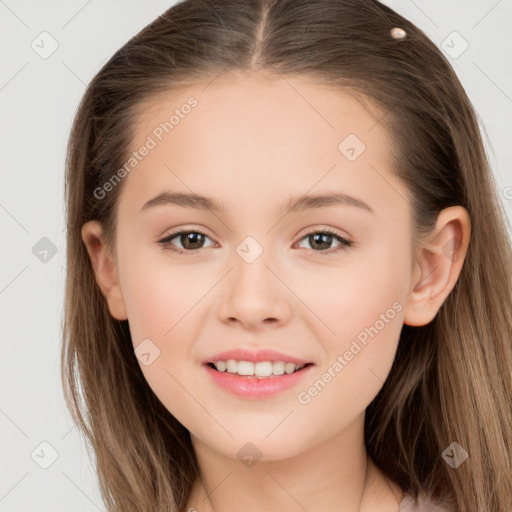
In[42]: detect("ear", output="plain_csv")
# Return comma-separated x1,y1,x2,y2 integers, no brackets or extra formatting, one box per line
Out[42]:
81,220,128,321
403,206,471,327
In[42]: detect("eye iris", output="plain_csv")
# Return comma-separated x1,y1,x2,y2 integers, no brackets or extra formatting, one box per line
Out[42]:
181,232,205,250
310,233,333,251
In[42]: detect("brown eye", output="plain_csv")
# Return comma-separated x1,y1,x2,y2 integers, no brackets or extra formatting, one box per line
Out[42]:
177,232,206,250
296,229,353,255
158,230,215,254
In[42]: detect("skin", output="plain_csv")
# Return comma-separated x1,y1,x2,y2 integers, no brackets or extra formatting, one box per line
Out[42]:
82,69,471,512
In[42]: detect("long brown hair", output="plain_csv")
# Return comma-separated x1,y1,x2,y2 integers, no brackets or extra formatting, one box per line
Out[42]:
61,1,512,510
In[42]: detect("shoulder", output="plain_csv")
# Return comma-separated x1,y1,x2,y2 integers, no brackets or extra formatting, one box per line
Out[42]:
399,492,451,512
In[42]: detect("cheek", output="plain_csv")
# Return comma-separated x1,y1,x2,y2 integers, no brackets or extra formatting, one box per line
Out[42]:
296,238,409,401
288,288,406,456
116,244,217,393
117,252,213,431
296,239,408,349
118,241,214,344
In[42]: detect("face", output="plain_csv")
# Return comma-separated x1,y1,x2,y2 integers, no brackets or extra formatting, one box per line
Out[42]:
106,71,417,461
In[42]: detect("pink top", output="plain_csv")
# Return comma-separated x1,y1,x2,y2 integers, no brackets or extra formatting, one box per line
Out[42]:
399,493,450,511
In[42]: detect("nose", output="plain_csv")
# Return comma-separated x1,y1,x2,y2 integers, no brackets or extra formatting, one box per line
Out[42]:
217,243,293,330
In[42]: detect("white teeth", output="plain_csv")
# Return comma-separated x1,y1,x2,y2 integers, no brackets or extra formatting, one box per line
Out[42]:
255,361,273,376
226,359,238,373
213,359,306,377
284,362,296,374
237,361,254,376
272,361,285,375
215,360,227,372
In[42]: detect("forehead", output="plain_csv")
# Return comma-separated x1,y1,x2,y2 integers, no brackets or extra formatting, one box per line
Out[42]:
133,72,388,152
118,72,406,218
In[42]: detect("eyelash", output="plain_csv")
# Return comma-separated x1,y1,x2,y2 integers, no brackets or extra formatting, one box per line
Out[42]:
157,228,353,257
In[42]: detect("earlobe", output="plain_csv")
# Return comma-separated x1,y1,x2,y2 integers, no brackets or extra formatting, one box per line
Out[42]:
81,221,128,321
403,206,471,327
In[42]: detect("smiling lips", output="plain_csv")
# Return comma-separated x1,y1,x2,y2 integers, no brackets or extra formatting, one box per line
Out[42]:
202,348,315,399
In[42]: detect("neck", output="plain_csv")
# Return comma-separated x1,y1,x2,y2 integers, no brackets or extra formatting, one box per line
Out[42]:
185,415,403,512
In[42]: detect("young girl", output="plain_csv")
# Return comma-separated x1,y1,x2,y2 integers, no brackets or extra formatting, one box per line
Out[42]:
61,1,512,511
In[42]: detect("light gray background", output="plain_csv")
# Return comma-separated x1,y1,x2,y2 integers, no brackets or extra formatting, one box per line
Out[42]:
1,1,511,510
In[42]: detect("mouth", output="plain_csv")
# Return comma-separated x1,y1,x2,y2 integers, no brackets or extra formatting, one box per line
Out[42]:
202,360,316,399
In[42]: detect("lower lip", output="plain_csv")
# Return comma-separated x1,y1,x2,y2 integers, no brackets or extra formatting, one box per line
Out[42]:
202,363,315,399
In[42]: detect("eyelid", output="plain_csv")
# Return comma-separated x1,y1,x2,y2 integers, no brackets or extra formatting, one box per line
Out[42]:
295,224,352,241
156,224,215,241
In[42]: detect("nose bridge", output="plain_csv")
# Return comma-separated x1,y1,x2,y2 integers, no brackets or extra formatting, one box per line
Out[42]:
231,233,276,295
217,233,293,326
235,234,267,267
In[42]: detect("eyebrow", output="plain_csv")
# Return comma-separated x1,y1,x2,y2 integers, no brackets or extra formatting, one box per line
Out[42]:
140,191,374,215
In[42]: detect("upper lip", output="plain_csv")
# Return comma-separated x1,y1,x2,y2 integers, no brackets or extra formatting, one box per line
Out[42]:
202,348,313,366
